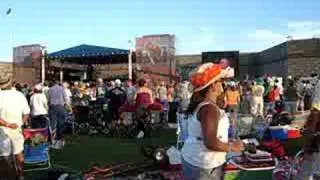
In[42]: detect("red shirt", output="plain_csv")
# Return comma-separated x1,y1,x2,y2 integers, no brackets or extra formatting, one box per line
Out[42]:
268,88,280,102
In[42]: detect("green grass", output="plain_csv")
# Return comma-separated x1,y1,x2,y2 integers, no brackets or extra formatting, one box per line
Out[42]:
51,129,177,171
25,128,303,180
25,128,177,179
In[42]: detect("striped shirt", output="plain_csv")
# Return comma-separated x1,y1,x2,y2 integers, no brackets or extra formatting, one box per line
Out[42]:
48,84,67,106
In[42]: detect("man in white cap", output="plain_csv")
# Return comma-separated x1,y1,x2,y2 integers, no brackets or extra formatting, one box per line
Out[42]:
0,76,30,179
29,84,48,128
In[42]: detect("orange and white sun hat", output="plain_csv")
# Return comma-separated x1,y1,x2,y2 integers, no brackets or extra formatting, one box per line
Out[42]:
189,63,225,92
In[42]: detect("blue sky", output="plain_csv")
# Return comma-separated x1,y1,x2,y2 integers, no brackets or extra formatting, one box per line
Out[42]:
1,0,320,61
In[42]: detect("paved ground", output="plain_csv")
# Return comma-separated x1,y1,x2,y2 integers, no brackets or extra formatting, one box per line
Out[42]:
292,111,309,127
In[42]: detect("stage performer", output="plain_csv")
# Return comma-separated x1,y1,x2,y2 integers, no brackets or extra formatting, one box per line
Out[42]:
181,63,244,180
219,58,234,79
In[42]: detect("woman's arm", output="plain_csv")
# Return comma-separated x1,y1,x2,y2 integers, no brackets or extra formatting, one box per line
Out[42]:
0,118,18,129
149,89,154,104
199,105,242,152
0,118,9,127
133,89,139,102
223,93,228,108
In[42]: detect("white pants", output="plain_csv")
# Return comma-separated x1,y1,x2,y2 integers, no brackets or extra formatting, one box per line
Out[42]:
0,128,24,156
251,97,264,116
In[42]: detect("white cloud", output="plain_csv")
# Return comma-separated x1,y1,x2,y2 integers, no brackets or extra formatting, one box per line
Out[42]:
175,20,320,54
199,26,209,32
245,21,320,52
288,21,320,39
176,33,216,55
175,27,218,55
248,29,285,42
288,21,320,30
245,29,286,52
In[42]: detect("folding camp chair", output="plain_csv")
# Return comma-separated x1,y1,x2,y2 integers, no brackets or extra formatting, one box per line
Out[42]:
176,112,189,149
65,112,77,135
23,127,51,171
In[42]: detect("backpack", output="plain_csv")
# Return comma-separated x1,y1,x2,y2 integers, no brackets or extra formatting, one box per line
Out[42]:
270,112,294,126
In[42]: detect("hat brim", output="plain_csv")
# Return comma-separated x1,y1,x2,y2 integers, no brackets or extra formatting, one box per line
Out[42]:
0,77,12,89
313,103,320,111
193,73,222,92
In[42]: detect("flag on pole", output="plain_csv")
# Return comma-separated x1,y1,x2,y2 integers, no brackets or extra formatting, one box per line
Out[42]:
6,8,11,15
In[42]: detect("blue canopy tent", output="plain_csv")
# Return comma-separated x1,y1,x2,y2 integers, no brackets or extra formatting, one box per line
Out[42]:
46,44,134,81
47,44,130,64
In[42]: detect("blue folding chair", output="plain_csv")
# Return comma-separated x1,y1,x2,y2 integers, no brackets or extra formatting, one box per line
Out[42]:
23,127,51,171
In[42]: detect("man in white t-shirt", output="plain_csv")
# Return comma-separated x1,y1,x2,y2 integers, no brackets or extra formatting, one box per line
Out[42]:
0,76,30,179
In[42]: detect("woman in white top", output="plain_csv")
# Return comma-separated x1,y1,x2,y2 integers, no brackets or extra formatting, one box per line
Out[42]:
181,63,244,180
30,84,48,128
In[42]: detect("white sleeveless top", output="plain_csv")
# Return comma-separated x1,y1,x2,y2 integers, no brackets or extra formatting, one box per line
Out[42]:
181,101,229,169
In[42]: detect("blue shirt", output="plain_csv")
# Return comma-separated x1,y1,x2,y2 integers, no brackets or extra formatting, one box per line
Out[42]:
48,84,67,106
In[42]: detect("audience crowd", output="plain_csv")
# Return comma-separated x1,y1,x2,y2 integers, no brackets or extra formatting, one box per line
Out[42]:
0,71,319,179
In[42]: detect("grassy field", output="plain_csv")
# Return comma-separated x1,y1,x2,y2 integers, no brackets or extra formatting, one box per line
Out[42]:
24,127,303,179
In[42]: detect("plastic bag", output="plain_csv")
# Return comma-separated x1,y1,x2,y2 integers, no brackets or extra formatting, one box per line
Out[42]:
166,146,182,165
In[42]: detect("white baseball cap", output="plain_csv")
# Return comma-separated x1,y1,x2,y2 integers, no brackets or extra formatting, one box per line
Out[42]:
115,79,121,87
34,84,42,91
229,81,236,87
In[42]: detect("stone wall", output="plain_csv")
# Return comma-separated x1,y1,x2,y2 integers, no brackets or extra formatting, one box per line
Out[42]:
287,39,320,77
14,66,37,85
0,62,13,78
288,38,320,57
288,57,320,77
0,62,37,85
